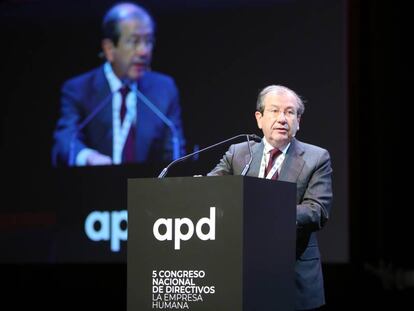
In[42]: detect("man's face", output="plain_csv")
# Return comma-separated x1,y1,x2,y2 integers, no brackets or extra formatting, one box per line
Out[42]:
103,18,154,81
255,91,301,148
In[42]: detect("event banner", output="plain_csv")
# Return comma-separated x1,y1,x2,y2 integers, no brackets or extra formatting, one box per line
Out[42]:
127,176,295,310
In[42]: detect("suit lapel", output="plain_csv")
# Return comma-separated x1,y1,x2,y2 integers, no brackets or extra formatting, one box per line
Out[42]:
92,66,113,127
91,67,113,155
246,142,264,177
279,138,305,183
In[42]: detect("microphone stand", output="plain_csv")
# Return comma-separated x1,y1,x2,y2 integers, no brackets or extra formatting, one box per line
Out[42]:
240,135,253,176
158,134,261,178
68,99,111,166
131,85,181,161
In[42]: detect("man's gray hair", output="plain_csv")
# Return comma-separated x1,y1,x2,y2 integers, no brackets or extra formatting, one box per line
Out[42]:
102,2,154,45
256,85,305,116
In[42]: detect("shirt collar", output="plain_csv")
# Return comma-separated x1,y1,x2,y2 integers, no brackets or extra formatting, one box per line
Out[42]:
263,137,290,155
103,62,137,93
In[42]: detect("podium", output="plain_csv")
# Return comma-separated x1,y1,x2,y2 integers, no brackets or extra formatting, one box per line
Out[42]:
127,175,296,311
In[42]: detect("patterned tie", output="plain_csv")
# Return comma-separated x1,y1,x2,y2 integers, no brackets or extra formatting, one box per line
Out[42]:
265,148,282,179
119,85,135,163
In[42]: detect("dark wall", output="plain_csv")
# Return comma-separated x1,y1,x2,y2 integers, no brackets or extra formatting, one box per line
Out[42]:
344,1,412,308
349,0,410,267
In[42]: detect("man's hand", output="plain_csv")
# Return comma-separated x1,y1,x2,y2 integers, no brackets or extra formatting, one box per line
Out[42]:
86,151,112,166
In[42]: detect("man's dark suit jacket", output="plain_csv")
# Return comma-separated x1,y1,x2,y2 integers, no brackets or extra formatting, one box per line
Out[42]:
208,138,333,310
52,65,186,166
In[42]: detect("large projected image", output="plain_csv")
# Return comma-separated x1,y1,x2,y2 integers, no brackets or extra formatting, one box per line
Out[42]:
2,0,347,264
51,3,186,168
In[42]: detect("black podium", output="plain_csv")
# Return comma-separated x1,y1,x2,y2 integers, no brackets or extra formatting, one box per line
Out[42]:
127,175,296,311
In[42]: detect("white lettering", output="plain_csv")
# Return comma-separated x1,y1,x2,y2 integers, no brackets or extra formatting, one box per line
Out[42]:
111,210,127,252
85,211,110,241
84,210,128,252
196,207,216,241
153,218,173,241
152,208,216,250
174,218,194,250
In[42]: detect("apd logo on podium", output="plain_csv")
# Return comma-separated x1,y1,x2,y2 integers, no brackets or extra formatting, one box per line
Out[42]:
152,207,216,250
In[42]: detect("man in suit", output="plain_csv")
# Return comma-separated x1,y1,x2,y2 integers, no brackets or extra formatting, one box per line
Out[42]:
52,2,185,166
208,85,333,310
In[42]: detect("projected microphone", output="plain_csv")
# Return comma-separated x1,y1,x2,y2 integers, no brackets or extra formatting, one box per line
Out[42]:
241,134,262,176
131,85,181,161
68,98,112,166
158,134,261,178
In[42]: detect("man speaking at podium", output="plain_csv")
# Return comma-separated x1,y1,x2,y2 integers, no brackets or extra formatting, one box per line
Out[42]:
52,2,186,167
208,85,333,310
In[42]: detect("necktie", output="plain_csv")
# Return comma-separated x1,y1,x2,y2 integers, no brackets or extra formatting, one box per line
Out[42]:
119,85,130,123
119,85,135,163
265,148,281,179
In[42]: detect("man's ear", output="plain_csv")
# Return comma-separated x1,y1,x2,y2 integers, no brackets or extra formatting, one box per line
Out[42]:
255,111,263,129
102,39,115,62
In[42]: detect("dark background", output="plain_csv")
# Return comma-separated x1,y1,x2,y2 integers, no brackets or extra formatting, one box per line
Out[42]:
1,0,411,310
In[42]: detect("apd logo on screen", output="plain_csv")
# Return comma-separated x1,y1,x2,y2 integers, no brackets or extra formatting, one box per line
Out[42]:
153,207,216,250
84,210,127,252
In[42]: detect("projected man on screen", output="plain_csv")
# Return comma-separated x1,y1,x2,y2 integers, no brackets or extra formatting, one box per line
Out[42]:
52,2,186,166
208,85,333,310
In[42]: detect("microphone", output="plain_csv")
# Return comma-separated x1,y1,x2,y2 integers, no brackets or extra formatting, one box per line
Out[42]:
158,133,261,178
131,85,181,161
241,134,261,176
